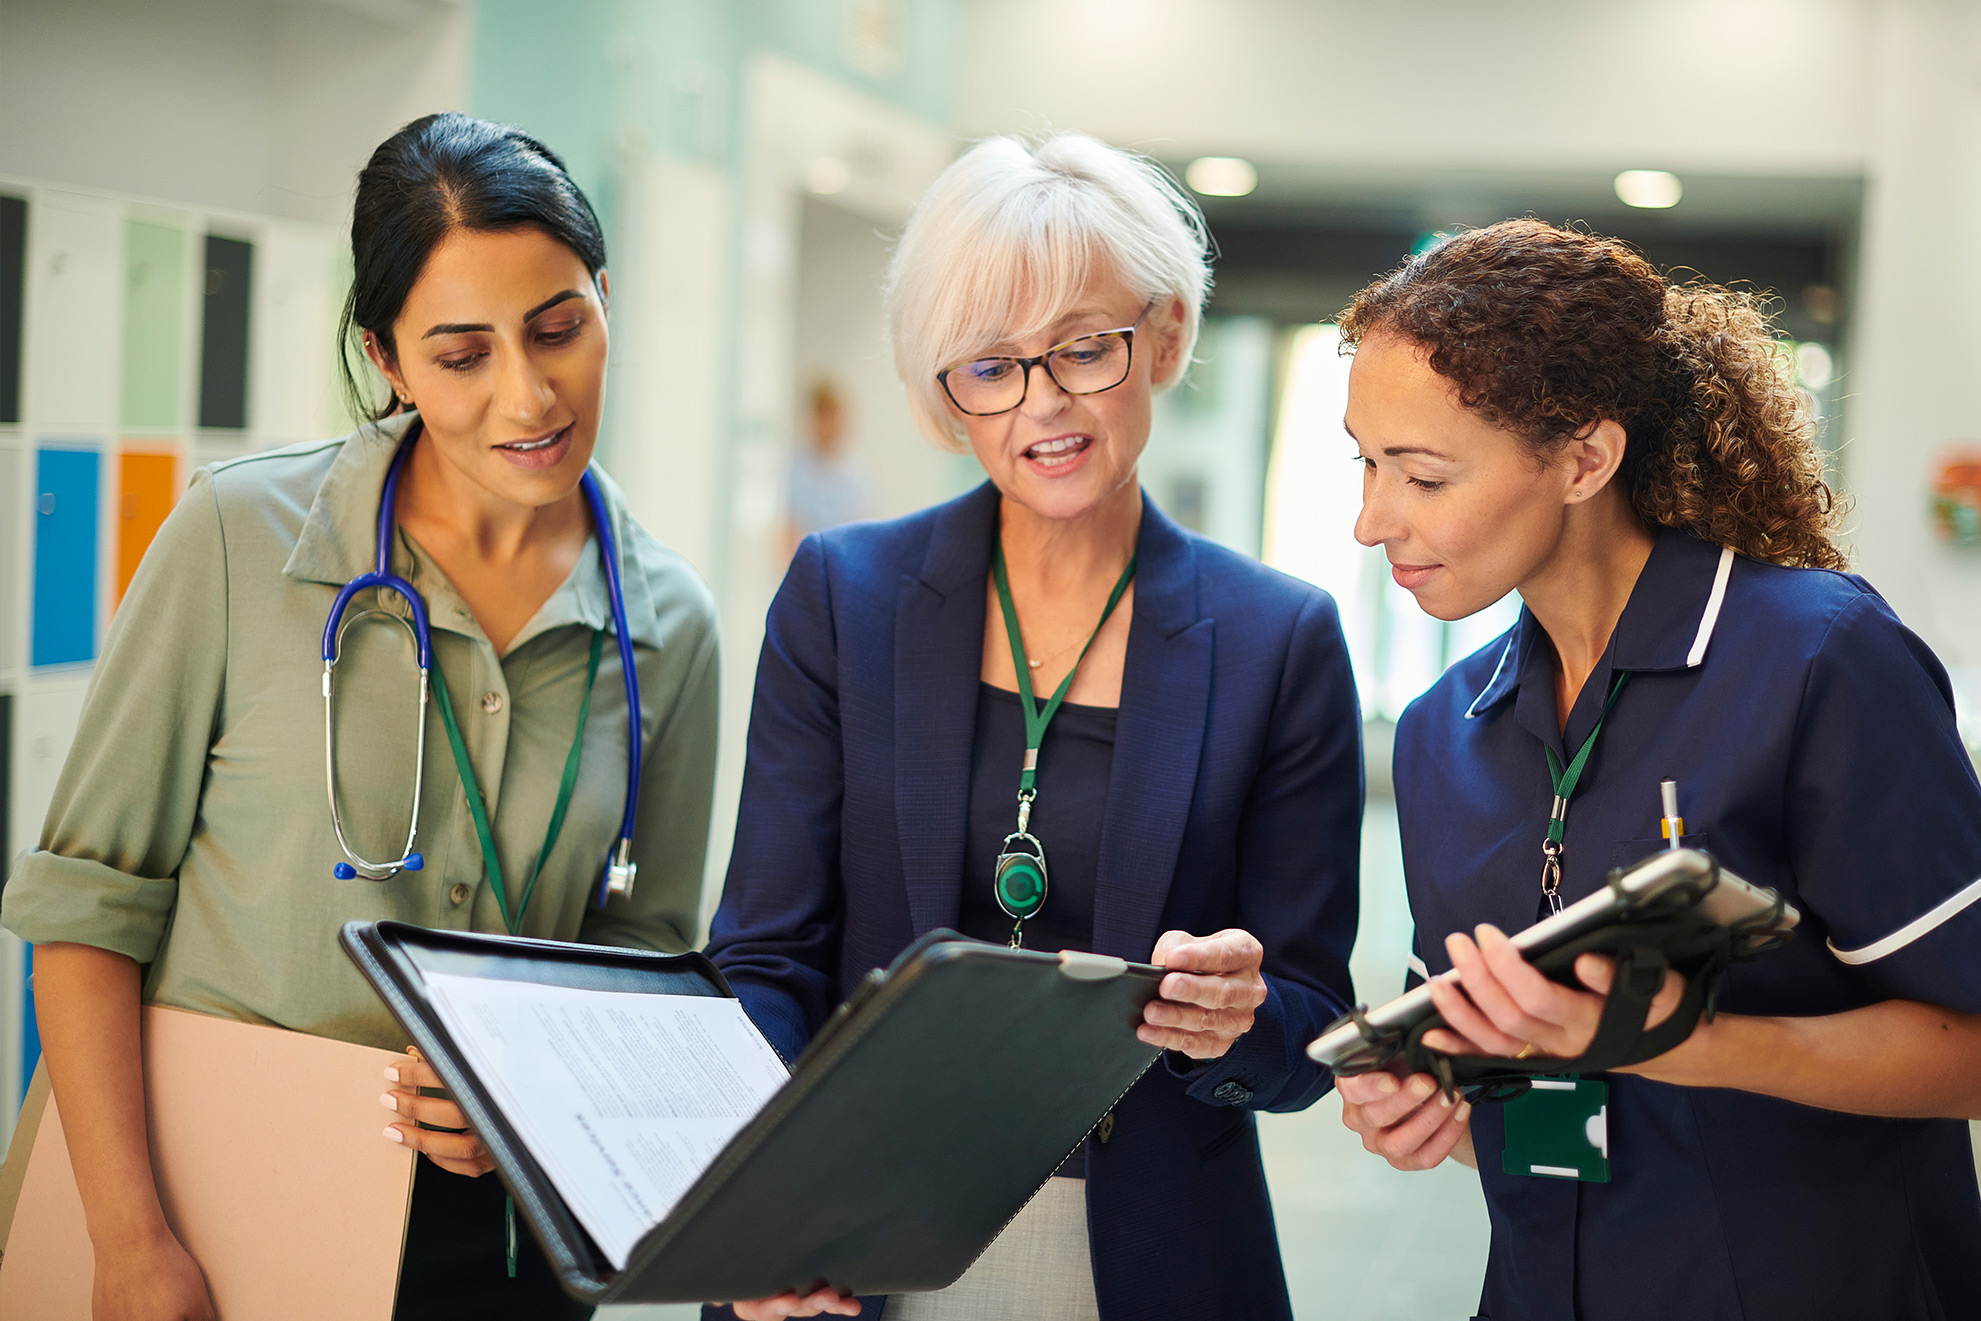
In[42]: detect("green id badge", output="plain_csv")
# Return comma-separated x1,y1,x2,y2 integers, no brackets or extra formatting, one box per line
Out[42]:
1500,1075,1609,1182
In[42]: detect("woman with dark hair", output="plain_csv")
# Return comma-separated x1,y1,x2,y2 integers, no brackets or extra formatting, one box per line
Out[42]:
1335,218,1981,1320
1,113,718,1320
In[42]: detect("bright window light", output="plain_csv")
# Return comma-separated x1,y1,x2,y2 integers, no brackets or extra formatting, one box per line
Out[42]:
1795,341,1834,389
1263,325,1519,722
1185,156,1258,197
1614,169,1682,209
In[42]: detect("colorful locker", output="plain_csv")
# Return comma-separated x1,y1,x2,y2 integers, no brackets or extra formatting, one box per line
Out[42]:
116,449,179,606
0,445,17,671
31,447,100,667
0,194,23,425
198,235,253,429
26,194,120,433
121,219,187,431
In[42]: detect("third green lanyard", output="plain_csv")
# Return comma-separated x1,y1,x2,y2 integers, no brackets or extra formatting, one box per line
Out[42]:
990,542,1136,949
1538,671,1631,914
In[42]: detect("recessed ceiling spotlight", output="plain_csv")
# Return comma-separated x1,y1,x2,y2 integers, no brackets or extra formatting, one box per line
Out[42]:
1614,169,1682,209
806,156,851,196
1186,156,1258,197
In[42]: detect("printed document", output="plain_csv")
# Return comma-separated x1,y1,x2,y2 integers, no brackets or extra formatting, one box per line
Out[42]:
421,973,789,1268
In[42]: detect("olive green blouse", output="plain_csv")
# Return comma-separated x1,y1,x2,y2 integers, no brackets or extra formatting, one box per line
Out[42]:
1,413,719,1050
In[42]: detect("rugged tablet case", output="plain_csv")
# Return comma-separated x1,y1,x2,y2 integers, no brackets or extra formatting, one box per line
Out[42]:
341,921,1163,1304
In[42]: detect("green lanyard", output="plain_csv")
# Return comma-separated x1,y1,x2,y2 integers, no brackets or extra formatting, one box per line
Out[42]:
430,628,604,936
429,628,603,1277
989,541,1137,947
1538,671,1631,913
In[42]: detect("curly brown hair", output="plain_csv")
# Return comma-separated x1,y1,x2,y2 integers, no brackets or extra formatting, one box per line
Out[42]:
1337,218,1847,570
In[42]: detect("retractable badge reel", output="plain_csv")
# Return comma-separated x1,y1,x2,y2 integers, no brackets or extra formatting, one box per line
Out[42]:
994,788,1049,939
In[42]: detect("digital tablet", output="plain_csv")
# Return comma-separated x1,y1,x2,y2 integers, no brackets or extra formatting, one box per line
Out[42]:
1306,848,1797,1073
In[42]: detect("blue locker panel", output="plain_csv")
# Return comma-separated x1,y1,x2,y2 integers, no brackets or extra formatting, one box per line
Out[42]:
20,942,35,1104
32,447,100,667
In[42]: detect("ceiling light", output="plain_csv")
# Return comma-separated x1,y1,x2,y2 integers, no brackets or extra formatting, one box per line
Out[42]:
805,156,851,196
1185,156,1257,197
1614,169,1682,209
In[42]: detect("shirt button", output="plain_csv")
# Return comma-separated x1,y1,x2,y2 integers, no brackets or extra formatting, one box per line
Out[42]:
481,692,503,715
449,883,470,905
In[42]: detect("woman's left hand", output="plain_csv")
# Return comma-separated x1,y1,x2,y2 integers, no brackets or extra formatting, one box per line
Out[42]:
1139,929,1269,1061
1422,924,1688,1067
379,1047,497,1177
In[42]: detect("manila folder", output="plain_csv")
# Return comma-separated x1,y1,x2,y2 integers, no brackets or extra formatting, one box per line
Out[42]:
0,1005,415,1319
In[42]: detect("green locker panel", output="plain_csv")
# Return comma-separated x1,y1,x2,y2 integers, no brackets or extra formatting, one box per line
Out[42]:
198,235,252,429
120,220,186,430
0,195,22,425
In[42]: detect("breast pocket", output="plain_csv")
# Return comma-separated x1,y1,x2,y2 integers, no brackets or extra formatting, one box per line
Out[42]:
1608,834,1710,871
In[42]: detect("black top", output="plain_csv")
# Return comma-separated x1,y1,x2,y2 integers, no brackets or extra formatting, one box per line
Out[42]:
959,681,1119,1179
959,683,1118,954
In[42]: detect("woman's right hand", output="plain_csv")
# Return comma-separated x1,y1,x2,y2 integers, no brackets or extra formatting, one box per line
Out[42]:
1337,1070,1473,1170
91,1225,216,1321
726,1288,862,1318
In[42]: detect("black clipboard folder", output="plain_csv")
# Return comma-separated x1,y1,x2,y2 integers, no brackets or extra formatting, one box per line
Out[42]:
341,921,1164,1304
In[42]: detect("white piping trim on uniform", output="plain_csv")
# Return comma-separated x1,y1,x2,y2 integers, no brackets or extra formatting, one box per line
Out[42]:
1405,951,1430,980
1829,872,1981,965
1685,547,1736,668
1464,635,1517,719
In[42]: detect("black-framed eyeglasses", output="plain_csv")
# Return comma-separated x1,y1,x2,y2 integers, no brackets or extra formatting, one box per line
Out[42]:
937,303,1154,417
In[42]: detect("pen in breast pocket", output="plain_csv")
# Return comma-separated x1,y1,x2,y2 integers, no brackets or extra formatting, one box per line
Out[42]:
1660,778,1684,848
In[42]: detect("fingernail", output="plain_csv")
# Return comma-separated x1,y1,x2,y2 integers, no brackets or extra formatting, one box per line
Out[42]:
1437,1089,1453,1109
1476,923,1503,945
380,1092,398,1112
1409,1076,1435,1100
1373,1074,1399,1096
383,1126,405,1144
1456,1101,1472,1123
383,1065,400,1083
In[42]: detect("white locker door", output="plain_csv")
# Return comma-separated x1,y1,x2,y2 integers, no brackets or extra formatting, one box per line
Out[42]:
0,443,18,672
24,191,121,433
251,225,339,444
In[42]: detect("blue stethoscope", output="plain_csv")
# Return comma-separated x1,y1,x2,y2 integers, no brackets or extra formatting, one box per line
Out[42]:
321,432,642,907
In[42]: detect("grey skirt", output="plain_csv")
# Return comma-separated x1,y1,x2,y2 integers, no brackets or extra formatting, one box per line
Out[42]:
885,1177,1099,1321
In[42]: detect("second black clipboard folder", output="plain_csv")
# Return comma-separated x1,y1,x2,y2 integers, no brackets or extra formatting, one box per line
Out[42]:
341,920,1164,1304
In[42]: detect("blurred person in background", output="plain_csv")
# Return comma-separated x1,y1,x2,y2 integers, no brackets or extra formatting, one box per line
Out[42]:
704,133,1364,1321
1337,219,1981,1321
783,377,874,560
3,114,719,1321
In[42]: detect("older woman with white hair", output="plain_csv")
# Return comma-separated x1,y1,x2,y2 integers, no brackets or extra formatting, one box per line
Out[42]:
705,133,1363,1320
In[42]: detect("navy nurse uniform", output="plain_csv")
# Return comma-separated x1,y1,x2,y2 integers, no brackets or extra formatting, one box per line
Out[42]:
1393,528,1981,1321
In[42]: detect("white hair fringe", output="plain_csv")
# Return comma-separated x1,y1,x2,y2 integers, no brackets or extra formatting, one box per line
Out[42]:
884,132,1212,449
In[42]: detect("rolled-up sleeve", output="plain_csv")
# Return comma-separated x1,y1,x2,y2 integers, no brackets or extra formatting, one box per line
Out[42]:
2,472,230,963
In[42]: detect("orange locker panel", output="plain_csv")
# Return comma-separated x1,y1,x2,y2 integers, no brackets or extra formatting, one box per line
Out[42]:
116,449,179,606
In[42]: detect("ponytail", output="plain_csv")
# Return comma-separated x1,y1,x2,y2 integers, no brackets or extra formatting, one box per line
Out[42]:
1338,219,1848,570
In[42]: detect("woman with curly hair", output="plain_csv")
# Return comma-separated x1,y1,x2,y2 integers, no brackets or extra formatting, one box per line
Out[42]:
1334,219,1981,1320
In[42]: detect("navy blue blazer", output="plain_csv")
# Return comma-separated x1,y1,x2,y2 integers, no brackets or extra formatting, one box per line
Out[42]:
707,483,1363,1320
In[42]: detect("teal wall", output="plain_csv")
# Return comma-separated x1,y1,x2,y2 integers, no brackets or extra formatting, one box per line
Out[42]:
470,0,962,247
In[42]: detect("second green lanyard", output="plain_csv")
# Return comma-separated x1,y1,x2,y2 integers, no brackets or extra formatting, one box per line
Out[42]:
429,627,604,1278
990,542,1136,949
